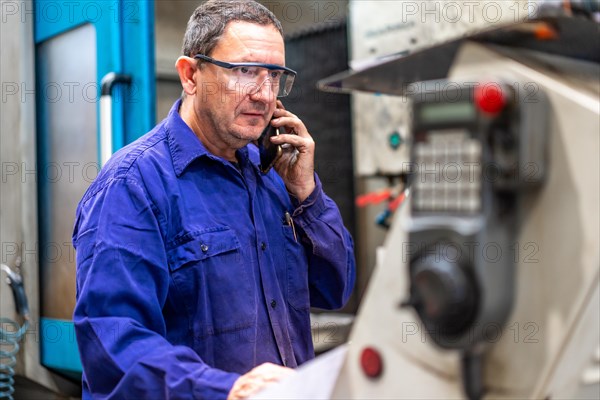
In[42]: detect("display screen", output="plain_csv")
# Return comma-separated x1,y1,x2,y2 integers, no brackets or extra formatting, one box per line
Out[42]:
420,102,476,123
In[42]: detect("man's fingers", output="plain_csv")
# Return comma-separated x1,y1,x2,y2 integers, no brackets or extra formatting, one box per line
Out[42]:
251,363,296,384
250,362,295,377
237,380,265,398
271,134,314,151
271,116,304,134
228,376,266,400
260,367,296,382
228,363,295,399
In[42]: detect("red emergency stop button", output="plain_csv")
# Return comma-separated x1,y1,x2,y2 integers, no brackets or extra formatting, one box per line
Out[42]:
475,83,506,115
360,347,383,378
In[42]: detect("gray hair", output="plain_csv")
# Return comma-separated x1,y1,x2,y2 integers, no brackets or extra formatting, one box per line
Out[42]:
182,0,284,57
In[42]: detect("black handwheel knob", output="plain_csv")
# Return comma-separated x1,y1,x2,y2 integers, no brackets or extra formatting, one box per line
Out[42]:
410,253,478,336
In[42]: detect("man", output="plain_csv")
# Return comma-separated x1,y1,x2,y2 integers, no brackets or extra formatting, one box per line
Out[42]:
72,0,355,398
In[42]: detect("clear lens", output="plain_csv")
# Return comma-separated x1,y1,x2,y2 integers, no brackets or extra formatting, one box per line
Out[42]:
228,66,294,97
194,54,296,97
281,71,294,97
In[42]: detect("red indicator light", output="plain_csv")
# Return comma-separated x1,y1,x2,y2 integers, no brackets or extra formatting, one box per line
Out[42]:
534,22,558,40
475,83,506,115
360,347,383,378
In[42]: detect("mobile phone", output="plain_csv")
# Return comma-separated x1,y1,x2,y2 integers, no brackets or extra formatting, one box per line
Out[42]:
258,122,283,173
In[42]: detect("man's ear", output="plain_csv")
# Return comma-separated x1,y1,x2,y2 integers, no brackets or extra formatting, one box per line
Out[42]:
175,56,199,96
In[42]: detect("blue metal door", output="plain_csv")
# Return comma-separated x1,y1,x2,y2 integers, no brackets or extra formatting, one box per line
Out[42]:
34,0,155,378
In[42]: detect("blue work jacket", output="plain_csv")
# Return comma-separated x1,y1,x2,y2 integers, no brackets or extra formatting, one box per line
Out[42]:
72,99,356,399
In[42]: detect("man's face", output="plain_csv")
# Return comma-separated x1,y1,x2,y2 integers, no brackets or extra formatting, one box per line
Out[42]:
194,21,285,150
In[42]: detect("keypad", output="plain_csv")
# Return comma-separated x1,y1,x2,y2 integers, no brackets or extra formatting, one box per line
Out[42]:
413,129,482,213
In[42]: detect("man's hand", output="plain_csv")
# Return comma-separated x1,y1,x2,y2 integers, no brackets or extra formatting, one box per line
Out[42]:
227,362,295,400
270,101,316,203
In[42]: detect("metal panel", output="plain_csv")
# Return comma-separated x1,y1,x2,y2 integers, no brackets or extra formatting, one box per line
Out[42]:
37,23,97,321
347,0,531,176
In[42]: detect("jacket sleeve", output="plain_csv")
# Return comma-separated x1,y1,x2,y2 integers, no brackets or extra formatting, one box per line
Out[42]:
291,174,356,309
73,177,239,399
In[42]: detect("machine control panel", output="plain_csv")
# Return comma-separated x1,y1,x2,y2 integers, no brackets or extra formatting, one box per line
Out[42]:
405,80,549,399
406,80,549,346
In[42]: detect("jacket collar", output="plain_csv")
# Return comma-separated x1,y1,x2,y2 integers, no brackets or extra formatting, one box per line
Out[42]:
166,99,261,177
166,99,213,176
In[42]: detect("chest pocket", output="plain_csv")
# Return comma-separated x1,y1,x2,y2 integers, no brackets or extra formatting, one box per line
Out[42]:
167,227,254,336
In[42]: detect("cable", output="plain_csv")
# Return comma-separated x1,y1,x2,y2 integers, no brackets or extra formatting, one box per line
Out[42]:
0,319,29,399
461,350,484,400
0,263,30,400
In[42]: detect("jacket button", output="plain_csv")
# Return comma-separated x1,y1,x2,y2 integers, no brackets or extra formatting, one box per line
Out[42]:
201,244,209,252
261,242,267,250
270,299,277,308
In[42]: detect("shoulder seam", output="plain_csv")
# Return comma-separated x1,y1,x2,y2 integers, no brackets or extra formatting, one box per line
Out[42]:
114,131,168,180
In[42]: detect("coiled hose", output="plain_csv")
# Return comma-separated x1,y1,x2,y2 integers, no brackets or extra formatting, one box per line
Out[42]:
0,263,30,400
0,319,28,399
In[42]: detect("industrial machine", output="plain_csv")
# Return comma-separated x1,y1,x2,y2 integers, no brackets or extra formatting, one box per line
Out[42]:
254,3,600,400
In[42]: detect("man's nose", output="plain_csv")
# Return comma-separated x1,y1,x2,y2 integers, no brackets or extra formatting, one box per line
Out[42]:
247,75,276,102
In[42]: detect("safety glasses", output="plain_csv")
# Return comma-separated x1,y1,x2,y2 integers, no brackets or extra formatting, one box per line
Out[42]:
194,54,297,98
